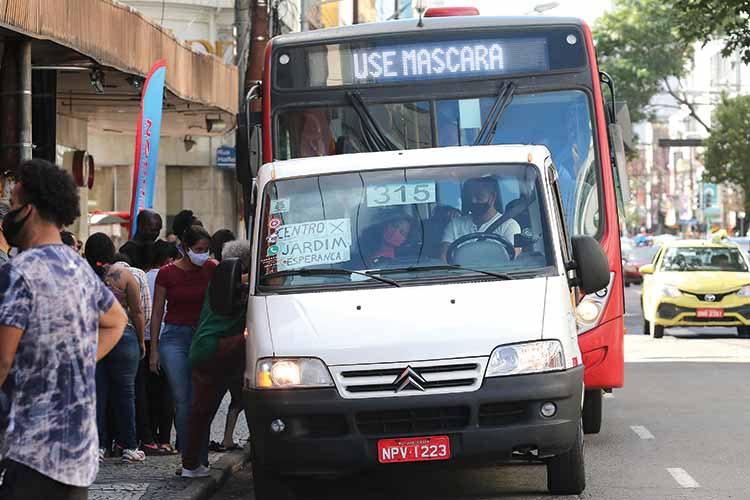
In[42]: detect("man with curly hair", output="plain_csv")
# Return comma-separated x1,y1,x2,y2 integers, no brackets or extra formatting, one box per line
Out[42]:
0,159,128,499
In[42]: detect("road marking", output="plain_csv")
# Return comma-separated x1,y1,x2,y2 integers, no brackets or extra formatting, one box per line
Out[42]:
630,425,654,440
667,468,700,488
603,392,615,399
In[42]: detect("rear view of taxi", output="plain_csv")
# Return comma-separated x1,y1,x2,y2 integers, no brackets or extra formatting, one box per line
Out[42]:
640,240,750,338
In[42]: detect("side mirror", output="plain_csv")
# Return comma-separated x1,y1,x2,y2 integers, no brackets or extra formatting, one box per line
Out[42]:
639,264,655,275
249,124,262,178
571,235,609,295
209,258,246,316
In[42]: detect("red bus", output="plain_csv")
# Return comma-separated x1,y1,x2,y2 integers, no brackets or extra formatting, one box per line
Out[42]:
243,12,630,433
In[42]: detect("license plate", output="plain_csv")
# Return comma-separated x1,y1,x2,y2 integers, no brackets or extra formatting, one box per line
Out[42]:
696,308,724,318
377,435,451,464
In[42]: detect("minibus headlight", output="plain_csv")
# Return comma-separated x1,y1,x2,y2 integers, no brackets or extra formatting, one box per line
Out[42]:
576,299,601,324
256,358,334,389
486,341,565,378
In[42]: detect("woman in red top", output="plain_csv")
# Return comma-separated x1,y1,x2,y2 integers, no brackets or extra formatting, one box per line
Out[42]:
149,225,216,455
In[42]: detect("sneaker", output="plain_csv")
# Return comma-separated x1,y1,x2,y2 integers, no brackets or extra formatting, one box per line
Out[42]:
121,449,146,463
181,465,210,478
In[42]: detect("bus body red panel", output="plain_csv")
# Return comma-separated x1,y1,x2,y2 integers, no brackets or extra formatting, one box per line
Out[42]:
580,22,624,389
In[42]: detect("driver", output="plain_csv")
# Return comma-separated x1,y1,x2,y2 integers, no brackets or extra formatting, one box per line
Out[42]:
440,176,521,261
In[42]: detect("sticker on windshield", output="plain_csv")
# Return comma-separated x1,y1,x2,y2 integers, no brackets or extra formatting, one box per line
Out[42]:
275,218,352,271
366,182,436,208
269,218,282,230
270,198,290,214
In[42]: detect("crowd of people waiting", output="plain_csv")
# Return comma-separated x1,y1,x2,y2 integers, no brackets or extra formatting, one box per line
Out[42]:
0,159,249,499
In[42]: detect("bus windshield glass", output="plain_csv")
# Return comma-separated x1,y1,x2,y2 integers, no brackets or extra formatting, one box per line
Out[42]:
257,163,555,290
277,90,597,236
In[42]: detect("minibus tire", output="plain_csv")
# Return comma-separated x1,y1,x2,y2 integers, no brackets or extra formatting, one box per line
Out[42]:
253,463,295,500
650,323,664,339
582,389,602,434
546,420,586,495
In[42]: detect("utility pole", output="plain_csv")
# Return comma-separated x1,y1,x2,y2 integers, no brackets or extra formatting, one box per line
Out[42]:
247,0,269,111
353,0,359,24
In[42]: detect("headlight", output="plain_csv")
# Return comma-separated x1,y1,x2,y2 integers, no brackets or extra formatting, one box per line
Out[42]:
738,285,750,297
576,299,601,324
660,285,681,298
256,358,334,389
486,341,565,378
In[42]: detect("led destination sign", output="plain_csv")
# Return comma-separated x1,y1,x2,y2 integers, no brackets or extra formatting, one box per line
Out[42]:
351,38,549,83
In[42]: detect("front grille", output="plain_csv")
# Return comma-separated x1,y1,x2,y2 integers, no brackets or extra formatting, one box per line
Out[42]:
478,402,527,427
330,357,487,399
686,317,739,324
355,406,469,436
680,290,737,302
659,304,750,322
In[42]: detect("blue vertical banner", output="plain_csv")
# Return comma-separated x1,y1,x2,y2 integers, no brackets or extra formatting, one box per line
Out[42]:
129,59,167,237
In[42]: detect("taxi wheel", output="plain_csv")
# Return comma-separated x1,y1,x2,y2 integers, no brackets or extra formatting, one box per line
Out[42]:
252,463,296,500
738,326,750,338
650,323,664,339
643,318,650,335
547,420,586,495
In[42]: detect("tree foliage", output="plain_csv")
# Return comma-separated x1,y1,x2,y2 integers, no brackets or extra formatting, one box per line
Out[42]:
592,0,704,128
703,95,750,210
674,0,750,64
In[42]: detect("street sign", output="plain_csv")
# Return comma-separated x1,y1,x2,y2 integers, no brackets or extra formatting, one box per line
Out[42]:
658,138,704,148
216,146,236,170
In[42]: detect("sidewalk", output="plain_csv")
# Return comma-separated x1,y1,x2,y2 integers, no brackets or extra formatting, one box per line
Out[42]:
91,395,251,500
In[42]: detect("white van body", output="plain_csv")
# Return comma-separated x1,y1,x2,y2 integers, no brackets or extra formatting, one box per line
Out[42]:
243,145,586,496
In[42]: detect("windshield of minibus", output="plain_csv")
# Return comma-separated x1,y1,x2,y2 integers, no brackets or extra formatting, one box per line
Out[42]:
276,90,598,237
257,163,556,290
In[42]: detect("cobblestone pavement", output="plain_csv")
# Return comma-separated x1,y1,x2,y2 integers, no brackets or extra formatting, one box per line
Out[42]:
91,393,250,500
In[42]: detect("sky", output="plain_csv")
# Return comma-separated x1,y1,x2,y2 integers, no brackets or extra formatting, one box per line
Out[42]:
427,0,613,27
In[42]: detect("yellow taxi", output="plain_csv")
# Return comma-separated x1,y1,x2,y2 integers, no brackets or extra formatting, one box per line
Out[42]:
640,239,750,338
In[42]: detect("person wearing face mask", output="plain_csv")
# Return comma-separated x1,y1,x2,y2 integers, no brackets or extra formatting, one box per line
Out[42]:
119,210,163,270
440,176,521,261
148,225,216,454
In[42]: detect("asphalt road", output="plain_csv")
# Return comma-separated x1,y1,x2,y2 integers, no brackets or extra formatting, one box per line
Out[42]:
214,284,750,499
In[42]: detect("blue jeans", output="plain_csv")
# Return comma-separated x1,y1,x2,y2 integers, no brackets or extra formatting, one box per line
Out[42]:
96,326,140,450
159,324,195,452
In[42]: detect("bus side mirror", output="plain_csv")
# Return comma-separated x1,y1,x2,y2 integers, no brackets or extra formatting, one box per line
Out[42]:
209,258,245,316
639,264,655,275
571,236,609,295
249,124,262,178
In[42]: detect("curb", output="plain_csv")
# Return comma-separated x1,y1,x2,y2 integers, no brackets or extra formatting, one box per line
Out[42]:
173,445,252,500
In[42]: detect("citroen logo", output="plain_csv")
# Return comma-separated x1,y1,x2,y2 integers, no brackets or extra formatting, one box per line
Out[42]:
704,294,716,302
393,366,427,393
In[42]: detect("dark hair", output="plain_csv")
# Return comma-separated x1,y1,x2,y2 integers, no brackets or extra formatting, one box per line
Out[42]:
183,225,211,249
17,159,80,227
172,210,202,240
210,229,236,261
114,252,132,266
60,230,76,247
84,232,115,280
148,240,176,269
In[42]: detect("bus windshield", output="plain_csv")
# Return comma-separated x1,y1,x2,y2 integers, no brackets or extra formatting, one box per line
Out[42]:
276,90,598,237
257,163,555,291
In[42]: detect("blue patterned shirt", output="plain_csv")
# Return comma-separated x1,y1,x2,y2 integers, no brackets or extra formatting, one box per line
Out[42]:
0,244,114,486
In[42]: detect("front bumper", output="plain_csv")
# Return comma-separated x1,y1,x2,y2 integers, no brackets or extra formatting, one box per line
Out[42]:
244,365,583,475
653,296,750,327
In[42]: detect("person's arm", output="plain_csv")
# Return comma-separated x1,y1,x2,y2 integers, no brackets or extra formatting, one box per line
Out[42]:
440,218,459,262
122,271,146,357
98,301,127,360
502,219,523,257
0,326,22,387
149,284,167,373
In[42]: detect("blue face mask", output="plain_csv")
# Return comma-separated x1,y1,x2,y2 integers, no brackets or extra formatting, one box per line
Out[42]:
187,249,210,267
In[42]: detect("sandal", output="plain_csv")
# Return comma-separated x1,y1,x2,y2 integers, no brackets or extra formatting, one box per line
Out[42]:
158,443,178,455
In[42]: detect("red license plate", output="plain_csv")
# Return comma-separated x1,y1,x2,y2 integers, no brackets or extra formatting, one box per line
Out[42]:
377,435,451,464
696,308,724,318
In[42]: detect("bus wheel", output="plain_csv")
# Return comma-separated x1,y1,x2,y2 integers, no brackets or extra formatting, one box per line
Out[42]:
253,463,295,500
650,323,664,339
547,420,586,495
582,389,602,434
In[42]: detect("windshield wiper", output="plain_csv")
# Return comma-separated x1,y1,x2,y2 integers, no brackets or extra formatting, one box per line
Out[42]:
262,267,401,287
367,265,515,280
346,90,398,152
474,81,517,146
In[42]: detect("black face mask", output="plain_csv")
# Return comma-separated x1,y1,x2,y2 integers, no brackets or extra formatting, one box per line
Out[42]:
467,201,491,216
2,205,31,248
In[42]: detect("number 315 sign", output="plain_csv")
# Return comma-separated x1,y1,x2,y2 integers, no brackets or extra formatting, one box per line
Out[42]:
366,181,436,208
